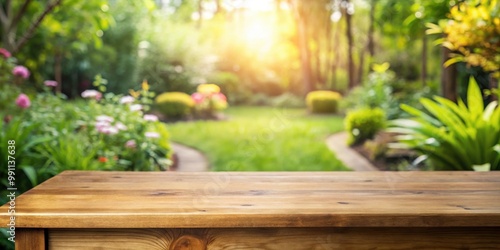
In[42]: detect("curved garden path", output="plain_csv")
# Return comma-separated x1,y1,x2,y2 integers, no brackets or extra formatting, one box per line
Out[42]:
325,132,378,171
171,132,377,172
171,142,210,171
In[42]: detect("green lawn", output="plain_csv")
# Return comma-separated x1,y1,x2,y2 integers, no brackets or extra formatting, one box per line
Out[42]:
167,106,349,171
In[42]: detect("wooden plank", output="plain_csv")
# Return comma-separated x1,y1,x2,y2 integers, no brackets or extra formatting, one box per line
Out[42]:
1,171,500,228
49,227,500,250
16,228,46,250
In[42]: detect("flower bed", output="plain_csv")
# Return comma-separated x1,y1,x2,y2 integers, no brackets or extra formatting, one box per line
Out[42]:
1,51,172,199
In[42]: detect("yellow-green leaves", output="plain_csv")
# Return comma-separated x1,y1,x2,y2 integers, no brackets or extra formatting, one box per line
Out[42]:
427,0,500,75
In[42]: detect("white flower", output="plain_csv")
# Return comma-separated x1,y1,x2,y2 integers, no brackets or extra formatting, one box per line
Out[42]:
115,122,128,131
97,126,119,135
130,104,143,112
96,115,114,123
143,114,158,122
145,132,160,138
81,90,102,100
120,96,135,104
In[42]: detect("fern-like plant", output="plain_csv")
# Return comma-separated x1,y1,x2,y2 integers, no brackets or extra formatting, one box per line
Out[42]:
389,78,500,171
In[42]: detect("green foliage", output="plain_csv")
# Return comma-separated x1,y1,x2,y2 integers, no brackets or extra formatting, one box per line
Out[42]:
91,0,153,94
168,106,348,171
12,0,113,88
306,91,342,114
428,0,500,78
0,85,172,208
136,19,209,94
155,92,195,119
345,108,386,146
342,64,437,119
207,71,250,105
389,78,500,170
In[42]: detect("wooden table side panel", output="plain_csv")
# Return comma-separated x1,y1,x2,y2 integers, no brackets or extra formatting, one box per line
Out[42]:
16,228,46,250
49,228,500,250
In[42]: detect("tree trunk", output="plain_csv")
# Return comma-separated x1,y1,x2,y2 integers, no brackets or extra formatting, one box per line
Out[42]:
421,33,427,86
215,0,221,14
325,8,333,90
441,46,457,102
1,0,14,52
292,0,314,95
344,0,355,89
489,74,498,101
0,0,63,54
55,51,63,93
358,49,365,85
314,33,322,89
331,20,341,91
367,0,375,72
196,0,203,29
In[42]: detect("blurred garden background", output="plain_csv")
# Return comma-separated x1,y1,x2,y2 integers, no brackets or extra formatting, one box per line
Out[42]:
0,0,499,243
0,0,499,248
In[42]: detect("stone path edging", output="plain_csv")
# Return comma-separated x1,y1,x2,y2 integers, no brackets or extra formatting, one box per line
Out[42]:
325,132,378,171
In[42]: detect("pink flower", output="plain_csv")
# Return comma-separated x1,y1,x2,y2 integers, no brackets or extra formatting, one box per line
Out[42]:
120,96,135,104
145,132,160,138
215,93,227,102
15,94,31,109
143,114,158,122
96,115,114,123
44,80,58,87
95,121,110,130
81,90,102,100
125,140,136,148
130,104,142,112
12,66,30,79
191,93,205,104
0,48,11,58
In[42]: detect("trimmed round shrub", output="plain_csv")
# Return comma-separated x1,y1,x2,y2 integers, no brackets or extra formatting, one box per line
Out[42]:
345,108,386,146
306,90,342,113
155,92,194,119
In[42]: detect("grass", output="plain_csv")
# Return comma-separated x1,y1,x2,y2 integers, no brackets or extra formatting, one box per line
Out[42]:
167,106,349,171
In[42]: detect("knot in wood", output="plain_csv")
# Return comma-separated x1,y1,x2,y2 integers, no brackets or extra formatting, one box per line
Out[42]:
170,235,206,250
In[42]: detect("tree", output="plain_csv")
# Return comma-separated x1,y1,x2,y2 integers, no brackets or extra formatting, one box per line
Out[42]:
39,0,111,93
0,0,63,54
343,0,355,89
413,0,457,100
290,0,314,95
428,0,500,101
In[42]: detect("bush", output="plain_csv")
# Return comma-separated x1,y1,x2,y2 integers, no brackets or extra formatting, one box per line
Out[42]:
306,90,342,113
345,108,386,146
155,92,194,119
207,71,248,104
389,78,500,171
341,63,437,119
0,81,172,208
191,84,228,119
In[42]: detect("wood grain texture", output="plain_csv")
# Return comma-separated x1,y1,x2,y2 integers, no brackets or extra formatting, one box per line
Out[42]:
49,227,500,250
1,171,500,228
16,228,46,250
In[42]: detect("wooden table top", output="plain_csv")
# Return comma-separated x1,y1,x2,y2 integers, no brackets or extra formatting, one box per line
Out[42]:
1,171,500,228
